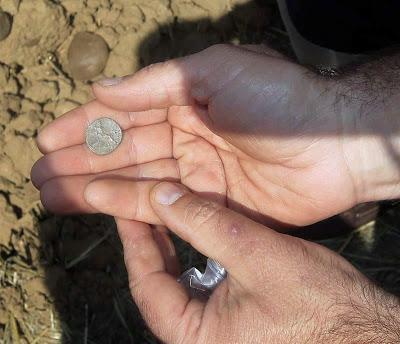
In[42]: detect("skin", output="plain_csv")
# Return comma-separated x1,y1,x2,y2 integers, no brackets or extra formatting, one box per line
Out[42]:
31,44,400,342
115,182,400,344
31,44,394,228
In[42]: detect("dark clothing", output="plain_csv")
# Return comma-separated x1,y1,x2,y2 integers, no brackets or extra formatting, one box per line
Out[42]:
285,0,400,53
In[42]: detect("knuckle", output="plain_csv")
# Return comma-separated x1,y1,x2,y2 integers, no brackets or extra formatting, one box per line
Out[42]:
183,198,221,232
126,130,138,165
86,151,95,174
225,223,269,268
282,236,318,266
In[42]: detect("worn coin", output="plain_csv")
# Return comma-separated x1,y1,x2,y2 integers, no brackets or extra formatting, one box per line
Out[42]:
86,117,122,155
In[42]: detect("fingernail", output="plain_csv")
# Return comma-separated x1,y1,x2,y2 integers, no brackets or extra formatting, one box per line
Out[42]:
97,77,123,87
154,183,185,205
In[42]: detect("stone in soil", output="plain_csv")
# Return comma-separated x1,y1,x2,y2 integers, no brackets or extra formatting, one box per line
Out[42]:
68,31,109,80
0,11,12,41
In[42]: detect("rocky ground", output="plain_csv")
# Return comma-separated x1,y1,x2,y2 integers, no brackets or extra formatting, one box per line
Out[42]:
1,0,400,343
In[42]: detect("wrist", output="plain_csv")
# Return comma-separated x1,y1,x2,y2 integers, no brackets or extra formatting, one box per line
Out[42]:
335,81,400,203
342,133,400,204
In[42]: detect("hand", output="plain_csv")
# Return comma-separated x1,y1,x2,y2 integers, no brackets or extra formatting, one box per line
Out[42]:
113,182,400,343
31,44,391,227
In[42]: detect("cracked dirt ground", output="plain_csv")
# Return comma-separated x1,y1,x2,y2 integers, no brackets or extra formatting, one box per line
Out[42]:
0,0,275,342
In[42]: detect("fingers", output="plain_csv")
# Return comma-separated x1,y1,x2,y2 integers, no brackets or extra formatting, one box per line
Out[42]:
31,122,172,188
92,44,276,111
37,100,168,154
84,178,283,277
92,57,196,111
84,179,162,224
151,225,180,276
149,182,285,280
116,219,203,343
39,159,179,217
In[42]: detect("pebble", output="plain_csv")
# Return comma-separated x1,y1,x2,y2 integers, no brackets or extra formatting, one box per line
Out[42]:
0,11,12,41
68,31,109,80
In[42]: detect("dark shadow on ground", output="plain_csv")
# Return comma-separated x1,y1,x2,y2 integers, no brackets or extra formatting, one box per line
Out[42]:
138,0,289,67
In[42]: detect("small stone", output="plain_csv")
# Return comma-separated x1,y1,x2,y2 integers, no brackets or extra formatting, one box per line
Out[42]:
68,32,109,80
0,11,12,41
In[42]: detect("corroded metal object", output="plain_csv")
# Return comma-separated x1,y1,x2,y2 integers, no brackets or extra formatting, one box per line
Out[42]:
86,117,122,155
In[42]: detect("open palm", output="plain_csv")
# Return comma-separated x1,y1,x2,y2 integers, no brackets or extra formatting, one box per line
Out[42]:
31,44,358,227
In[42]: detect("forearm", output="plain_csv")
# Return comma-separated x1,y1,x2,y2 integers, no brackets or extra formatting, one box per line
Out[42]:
332,53,400,203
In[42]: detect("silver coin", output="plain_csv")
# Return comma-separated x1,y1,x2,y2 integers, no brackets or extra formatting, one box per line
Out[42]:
86,117,123,155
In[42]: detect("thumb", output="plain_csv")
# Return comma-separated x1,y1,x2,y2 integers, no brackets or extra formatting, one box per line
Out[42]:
150,182,284,280
91,44,290,112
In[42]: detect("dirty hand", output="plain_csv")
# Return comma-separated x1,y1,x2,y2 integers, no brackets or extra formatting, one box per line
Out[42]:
113,182,400,344
31,44,399,226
